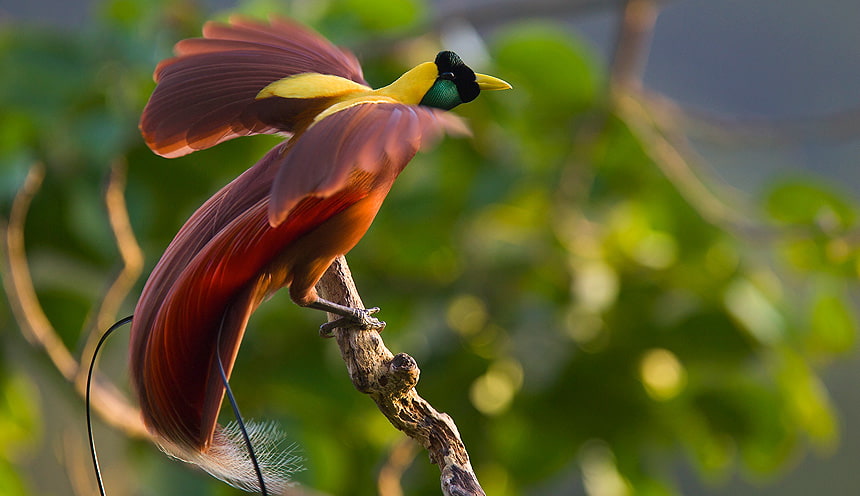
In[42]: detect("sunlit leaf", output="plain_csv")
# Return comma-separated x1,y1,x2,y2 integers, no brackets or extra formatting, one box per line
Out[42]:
807,288,856,355
765,179,855,230
777,351,838,451
494,22,598,114
723,278,785,345
0,462,28,496
0,374,40,460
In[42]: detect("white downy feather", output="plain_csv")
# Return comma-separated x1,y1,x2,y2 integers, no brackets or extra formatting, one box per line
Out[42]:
158,420,303,494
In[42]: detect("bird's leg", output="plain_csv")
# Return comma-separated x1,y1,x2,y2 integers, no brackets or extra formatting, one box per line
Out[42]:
290,259,385,336
306,298,385,337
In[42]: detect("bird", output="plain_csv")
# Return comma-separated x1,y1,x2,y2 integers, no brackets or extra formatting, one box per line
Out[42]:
129,15,510,493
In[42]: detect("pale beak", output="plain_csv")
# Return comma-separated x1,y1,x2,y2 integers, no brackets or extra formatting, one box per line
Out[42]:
476,73,512,91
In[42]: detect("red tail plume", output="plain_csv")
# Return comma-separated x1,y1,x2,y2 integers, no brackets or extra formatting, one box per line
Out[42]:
130,16,469,492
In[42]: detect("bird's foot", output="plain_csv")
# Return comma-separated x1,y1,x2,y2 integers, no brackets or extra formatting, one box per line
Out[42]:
306,298,386,337
319,306,385,337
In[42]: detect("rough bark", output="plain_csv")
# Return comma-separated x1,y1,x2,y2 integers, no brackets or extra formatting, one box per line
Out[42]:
315,256,485,496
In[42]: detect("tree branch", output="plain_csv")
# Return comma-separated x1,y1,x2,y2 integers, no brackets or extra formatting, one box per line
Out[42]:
0,163,148,439
378,438,419,496
78,160,144,387
609,0,659,91
613,90,759,233
607,1,765,237
315,256,485,496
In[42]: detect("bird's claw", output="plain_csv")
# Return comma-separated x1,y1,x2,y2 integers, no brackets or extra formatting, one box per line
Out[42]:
319,307,385,338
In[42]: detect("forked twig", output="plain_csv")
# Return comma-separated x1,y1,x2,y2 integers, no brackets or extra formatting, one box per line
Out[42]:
614,90,758,231
316,257,485,496
0,163,147,438
608,0,760,235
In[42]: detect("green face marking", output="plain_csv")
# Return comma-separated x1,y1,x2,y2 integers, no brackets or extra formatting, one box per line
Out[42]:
419,79,463,110
419,51,480,111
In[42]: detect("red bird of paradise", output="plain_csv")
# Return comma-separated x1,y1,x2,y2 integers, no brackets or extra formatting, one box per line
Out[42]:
130,16,510,492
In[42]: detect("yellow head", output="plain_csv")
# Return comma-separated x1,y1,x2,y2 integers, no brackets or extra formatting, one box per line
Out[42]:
377,51,511,110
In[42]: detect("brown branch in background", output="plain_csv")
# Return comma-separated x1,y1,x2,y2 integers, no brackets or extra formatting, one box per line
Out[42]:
670,101,860,146
77,160,144,388
0,163,147,438
64,430,98,496
615,91,761,233
607,0,767,236
609,0,860,146
609,0,659,92
606,0,860,247
2,165,78,380
378,438,419,496
315,256,486,496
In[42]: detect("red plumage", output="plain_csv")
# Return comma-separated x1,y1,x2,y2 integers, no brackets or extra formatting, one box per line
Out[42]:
139,16,366,157
130,17,467,491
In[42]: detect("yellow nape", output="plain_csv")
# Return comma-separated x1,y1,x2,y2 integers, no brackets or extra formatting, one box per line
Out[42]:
372,62,439,105
311,95,400,125
256,73,370,100
256,63,439,107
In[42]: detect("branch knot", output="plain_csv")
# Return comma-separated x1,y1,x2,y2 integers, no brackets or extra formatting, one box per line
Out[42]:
382,353,420,394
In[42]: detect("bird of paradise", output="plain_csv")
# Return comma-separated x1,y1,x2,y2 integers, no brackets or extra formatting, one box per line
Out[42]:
129,16,509,492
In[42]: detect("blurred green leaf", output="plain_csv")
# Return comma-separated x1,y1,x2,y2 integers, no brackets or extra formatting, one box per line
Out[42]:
0,373,40,460
495,22,598,114
0,373,40,496
765,179,855,230
334,0,424,32
777,351,838,451
723,278,785,346
0,461,29,496
807,285,856,355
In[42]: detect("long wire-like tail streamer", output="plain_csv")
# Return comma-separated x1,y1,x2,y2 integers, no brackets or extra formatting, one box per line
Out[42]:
87,315,134,496
216,312,268,495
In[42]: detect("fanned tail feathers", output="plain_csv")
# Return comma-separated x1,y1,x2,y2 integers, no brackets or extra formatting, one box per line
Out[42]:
157,420,303,494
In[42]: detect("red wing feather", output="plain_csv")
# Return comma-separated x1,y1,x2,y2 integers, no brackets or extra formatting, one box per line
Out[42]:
268,102,470,226
140,17,369,158
130,145,371,448
203,16,365,82
129,145,285,443
131,102,468,450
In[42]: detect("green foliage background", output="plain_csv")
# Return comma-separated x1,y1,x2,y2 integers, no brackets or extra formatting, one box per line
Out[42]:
1,0,858,495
